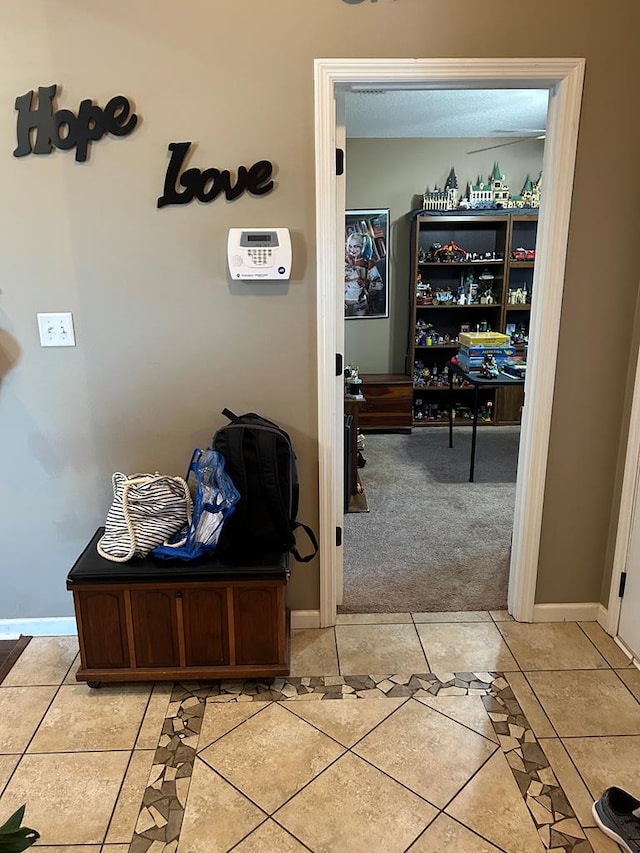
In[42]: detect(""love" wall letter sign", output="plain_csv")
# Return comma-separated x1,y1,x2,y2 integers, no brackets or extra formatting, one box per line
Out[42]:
157,142,274,207
14,84,137,163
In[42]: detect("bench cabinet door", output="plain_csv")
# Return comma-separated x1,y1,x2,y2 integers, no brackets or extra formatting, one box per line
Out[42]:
182,587,229,666
233,584,283,666
130,589,180,667
75,589,130,669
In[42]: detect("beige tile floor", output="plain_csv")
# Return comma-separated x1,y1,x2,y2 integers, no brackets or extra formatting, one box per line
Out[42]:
0,615,638,852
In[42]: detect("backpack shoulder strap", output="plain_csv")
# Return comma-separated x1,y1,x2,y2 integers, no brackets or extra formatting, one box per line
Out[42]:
254,430,317,561
254,429,294,546
225,426,249,524
290,522,319,563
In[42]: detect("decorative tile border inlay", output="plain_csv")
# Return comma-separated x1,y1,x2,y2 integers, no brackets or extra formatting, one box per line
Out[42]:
129,674,591,852
488,677,589,852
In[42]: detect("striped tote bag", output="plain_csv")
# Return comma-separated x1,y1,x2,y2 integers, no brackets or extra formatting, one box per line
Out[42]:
97,472,192,562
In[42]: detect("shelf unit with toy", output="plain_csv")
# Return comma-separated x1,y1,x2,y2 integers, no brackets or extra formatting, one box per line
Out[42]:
500,213,538,424
410,212,508,426
409,210,537,427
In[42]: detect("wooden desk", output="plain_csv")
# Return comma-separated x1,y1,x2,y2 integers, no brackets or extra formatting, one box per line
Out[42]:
358,374,413,431
448,363,525,482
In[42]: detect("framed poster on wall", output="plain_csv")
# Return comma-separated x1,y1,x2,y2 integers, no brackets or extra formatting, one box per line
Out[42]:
344,208,389,319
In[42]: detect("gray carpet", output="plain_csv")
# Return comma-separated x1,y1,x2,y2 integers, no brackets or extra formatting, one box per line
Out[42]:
341,427,520,613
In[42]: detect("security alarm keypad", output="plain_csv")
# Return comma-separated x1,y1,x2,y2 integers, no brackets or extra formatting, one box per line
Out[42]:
227,228,292,280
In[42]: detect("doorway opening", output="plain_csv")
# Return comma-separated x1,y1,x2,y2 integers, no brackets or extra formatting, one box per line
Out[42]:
340,90,546,615
315,58,585,628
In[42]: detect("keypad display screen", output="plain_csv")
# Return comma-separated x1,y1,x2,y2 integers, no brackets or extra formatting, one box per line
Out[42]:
240,231,280,248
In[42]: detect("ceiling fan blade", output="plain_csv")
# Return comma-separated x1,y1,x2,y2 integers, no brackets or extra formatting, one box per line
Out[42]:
467,137,544,155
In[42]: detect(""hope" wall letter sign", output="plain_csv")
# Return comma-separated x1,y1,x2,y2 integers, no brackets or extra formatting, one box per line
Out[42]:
14,84,137,163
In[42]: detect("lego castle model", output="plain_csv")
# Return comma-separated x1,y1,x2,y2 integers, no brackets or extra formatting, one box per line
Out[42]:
423,164,541,211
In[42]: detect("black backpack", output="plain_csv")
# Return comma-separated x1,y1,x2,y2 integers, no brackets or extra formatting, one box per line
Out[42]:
212,409,318,562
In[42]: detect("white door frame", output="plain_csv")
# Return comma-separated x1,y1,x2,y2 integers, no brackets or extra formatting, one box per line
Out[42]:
314,57,585,628
605,326,640,638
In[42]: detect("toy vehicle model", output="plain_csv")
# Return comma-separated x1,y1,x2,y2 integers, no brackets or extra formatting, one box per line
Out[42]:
510,247,536,261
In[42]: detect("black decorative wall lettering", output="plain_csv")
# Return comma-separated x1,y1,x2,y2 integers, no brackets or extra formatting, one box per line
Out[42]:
14,84,137,162
157,142,274,208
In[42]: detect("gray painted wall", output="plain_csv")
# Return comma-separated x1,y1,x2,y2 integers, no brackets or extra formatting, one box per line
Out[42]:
0,0,639,619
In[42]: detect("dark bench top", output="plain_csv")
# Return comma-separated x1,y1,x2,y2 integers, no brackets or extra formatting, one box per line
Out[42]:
67,528,289,585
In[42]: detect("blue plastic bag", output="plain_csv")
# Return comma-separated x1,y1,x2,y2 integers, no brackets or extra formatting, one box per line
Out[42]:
152,448,240,560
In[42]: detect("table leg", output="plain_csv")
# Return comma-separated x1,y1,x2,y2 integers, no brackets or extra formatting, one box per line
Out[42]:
470,385,479,482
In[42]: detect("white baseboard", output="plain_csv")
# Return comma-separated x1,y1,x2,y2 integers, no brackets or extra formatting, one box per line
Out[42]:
1,605,608,636
3,612,322,639
532,602,603,622
290,610,321,630
0,617,78,639
597,603,609,631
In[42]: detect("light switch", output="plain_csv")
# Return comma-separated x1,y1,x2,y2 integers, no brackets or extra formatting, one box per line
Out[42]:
37,312,76,347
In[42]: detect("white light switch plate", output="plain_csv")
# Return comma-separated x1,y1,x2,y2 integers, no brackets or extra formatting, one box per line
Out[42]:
37,312,76,347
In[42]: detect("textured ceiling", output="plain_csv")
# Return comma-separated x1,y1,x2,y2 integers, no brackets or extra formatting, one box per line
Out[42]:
344,88,549,138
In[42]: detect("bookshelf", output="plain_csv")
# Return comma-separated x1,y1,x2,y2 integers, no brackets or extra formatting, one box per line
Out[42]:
409,211,537,426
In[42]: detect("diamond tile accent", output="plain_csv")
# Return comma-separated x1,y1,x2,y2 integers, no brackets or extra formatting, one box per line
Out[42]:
415,693,499,742
197,700,264,749
232,819,308,851
410,812,504,851
446,751,548,852
353,697,497,806
275,751,437,852
285,695,407,747
198,703,344,812
178,757,263,852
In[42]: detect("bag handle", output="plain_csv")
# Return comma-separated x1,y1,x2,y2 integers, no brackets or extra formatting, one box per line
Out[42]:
97,473,139,562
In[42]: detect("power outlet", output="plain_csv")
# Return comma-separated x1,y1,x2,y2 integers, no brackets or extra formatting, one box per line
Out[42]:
37,312,76,347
